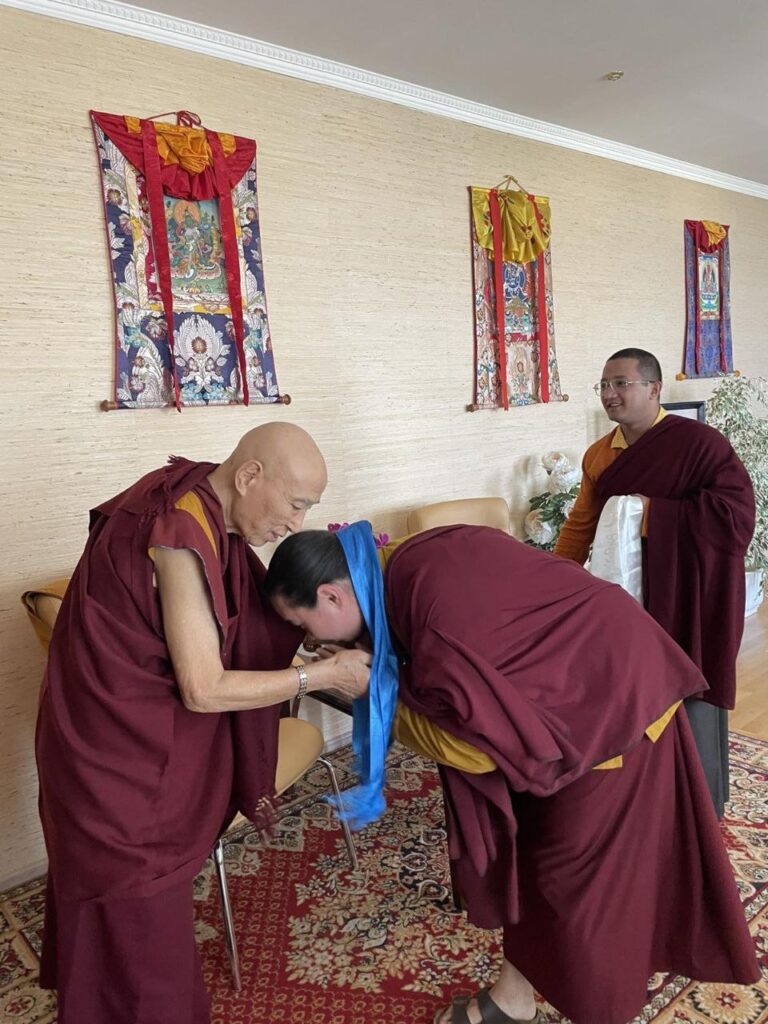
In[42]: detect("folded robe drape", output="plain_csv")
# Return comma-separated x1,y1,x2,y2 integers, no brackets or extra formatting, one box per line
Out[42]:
595,415,754,709
384,526,758,1023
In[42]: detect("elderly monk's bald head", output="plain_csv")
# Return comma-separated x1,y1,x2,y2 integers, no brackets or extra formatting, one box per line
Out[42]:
208,422,327,547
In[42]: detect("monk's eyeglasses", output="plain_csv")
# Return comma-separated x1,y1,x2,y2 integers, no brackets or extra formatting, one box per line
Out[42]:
592,379,659,395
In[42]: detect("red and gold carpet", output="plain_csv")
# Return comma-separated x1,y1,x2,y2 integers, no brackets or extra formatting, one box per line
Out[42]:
1,734,767,1024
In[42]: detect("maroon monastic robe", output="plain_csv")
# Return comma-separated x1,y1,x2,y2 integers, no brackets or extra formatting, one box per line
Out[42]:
385,526,758,1024
595,415,755,709
36,458,302,1023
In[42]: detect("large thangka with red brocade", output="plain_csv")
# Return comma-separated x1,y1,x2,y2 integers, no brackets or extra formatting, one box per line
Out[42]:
470,185,566,410
90,111,283,410
683,219,734,379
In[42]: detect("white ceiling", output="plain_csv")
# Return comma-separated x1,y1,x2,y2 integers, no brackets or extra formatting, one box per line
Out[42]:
13,0,768,187
108,0,768,185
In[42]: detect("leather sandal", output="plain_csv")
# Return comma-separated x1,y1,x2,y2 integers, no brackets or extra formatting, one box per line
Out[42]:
433,987,541,1024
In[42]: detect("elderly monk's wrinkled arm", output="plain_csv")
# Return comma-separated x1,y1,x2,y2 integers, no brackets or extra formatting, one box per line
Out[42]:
154,546,370,713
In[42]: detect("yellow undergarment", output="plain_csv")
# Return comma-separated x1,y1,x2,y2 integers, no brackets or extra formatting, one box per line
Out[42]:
148,490,218,561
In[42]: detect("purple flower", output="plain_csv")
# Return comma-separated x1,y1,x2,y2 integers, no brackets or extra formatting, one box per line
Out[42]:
327,523,389,548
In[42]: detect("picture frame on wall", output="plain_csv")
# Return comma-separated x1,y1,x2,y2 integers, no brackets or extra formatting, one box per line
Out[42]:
662,400,706,423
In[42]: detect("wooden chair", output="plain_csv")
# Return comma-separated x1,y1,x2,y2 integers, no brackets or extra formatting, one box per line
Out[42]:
21,581,358,992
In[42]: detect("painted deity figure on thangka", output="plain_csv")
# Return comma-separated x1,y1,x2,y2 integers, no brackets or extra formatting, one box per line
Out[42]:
90,111,282,409
698,254,720,318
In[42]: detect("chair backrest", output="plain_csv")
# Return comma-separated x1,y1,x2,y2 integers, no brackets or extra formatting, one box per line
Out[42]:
406,496,510,535
21,579,69,651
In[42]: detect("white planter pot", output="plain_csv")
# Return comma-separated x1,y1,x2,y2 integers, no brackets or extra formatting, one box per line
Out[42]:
745,569,764,618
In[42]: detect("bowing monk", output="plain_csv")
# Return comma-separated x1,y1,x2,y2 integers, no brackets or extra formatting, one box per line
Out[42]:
554,348,755,816
35,422,370,1024
264,522,758,1024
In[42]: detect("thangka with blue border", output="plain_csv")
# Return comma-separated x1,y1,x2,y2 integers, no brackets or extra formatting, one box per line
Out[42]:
683,219,733,379
90,110,283,410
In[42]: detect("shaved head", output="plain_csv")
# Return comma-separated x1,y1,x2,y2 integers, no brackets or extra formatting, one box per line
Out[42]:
225,422,327,488
208,422,327,545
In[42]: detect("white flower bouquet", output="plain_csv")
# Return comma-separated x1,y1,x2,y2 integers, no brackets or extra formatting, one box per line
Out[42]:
524,452,581,552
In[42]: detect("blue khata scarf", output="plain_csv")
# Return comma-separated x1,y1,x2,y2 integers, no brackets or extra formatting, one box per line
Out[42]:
331,521,399,830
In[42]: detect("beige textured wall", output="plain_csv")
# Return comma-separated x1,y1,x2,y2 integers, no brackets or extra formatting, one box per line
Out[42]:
1,6,767,888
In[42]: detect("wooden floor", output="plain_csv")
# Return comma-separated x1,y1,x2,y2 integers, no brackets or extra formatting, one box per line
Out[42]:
732,598,768,738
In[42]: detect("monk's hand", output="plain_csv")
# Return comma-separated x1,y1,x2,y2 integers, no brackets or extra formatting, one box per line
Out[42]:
327,648,371,699
304,640,345,660
632,493,650,511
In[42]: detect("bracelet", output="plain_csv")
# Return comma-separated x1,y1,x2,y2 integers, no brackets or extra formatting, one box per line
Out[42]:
295,664,309,703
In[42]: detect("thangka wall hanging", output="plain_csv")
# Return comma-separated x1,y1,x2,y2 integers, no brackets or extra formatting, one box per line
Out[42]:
681,219,733,379
90,110,287,410
468,180,566,410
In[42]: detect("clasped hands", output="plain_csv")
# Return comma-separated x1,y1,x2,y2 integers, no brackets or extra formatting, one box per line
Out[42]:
304,638,371,700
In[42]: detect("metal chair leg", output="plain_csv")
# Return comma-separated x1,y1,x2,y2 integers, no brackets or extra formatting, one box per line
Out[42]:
213,838,242,992
318,755,359,872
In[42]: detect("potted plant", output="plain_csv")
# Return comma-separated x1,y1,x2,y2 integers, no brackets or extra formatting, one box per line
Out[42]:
523,452,581,551
705,375,768,615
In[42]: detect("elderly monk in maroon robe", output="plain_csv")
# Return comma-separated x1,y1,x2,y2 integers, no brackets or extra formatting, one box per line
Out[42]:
35,422,371,1024
265,524,759,1024
555,348,755,817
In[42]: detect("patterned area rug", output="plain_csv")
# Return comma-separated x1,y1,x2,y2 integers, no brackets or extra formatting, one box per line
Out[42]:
1,734,767,1024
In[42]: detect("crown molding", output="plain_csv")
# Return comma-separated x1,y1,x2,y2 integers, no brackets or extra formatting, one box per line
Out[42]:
4,0,768,200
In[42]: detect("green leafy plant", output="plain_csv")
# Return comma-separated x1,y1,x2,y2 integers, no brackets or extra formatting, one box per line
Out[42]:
524,452,581,552
706,375,768,573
